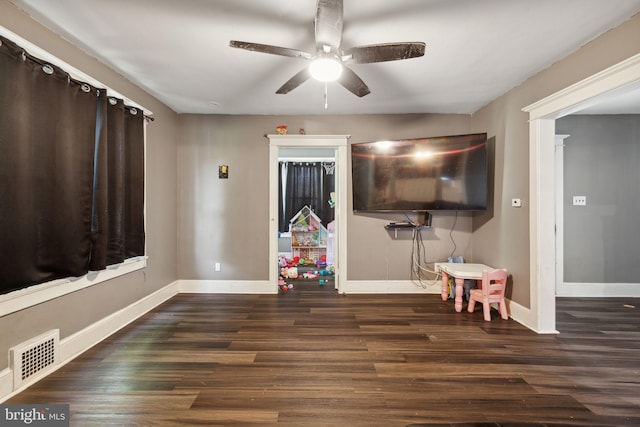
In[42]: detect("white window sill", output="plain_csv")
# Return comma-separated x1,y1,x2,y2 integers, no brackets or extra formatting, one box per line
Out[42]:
0,257,147,317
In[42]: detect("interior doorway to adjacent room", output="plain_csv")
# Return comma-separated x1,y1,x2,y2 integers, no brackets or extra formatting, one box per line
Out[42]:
524,53,640,333
277,148,337,292
268,134,349,294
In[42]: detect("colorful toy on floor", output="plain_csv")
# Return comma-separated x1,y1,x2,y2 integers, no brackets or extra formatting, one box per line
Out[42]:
279,282,294,292
278,255,288,267
313,269,331,276
280,266,298,279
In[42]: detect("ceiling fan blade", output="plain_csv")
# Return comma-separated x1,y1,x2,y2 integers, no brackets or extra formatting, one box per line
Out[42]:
230,40,313,59
338,66,370,97
315,0,343,51
276,67,312,94
342,42,426,64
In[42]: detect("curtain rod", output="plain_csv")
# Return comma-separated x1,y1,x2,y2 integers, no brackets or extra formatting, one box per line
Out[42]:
0,33,155,122
279,158,335,162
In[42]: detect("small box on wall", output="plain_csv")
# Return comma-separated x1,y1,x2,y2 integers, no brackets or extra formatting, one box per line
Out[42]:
219,165,228,179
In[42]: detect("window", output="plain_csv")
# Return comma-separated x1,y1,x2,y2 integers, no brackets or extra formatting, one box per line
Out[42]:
278,161,335,232
0,33,148,314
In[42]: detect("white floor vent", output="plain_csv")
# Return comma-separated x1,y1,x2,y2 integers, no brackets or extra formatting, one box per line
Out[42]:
10,329,60,390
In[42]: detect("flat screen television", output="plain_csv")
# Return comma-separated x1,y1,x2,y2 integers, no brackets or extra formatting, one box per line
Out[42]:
351,133,488,212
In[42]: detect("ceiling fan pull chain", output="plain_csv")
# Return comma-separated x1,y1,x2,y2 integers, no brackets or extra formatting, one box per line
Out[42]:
324,82,329,109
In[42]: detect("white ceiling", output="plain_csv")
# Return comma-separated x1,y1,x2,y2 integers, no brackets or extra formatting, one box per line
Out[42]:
8,0,640,115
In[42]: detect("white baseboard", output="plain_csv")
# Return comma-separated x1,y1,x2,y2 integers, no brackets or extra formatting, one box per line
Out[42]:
2,277,567,402
507,282,640,333
507,299,559,334
556,282,640,297
343,280,441,294
0,368,12,402
177,280,277,294
344,281,557,336
178,279,444,295
59,281,180,363
343,282,557,334
0,281,180,403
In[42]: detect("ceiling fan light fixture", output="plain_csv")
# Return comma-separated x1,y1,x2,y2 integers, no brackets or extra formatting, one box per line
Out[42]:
309,57,342,82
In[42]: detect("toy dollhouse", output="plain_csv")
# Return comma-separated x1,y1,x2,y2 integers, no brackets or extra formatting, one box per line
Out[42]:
289,205,327,264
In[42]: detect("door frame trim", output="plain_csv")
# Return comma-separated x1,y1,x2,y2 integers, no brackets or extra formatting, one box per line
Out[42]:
523,53,640,333
268,134,350,293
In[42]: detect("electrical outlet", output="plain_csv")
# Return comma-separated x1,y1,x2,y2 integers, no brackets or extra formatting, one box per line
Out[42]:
511,198,522,208
214,262,221,271
573,196,586,206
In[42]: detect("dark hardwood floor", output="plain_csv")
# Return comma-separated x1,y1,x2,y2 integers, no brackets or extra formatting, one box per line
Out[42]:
6,290,640,426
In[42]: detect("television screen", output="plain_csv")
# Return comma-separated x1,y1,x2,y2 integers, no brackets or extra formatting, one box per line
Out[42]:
351,133,488,212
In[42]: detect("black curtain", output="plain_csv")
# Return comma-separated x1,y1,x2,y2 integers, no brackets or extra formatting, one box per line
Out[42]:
0,37,98,292
279,161,335,232
89,95,145,270
0,36,146,294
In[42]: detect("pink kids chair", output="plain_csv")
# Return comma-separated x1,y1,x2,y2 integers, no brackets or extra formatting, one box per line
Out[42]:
467,269,508,321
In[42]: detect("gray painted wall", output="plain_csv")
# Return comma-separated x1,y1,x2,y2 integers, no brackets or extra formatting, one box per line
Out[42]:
177,114,476,281
0,3,179,371
2,1,640,376
557,115,640,283
470,12,640,308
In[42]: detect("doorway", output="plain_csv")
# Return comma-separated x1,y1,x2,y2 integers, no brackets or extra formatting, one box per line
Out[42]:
523,53,640,333
268,134,349,293
278,148,336,291
554,134,569,296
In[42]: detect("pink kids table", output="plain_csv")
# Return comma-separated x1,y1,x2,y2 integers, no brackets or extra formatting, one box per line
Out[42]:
435,262,495,312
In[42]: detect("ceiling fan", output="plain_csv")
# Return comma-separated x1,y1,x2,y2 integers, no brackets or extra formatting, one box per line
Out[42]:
229,0,426,98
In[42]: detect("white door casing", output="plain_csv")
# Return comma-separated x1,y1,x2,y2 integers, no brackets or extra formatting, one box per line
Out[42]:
268,134,349,293
523,53,640,333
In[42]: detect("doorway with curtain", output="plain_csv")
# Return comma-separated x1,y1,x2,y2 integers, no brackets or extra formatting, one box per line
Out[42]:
277,148,337,292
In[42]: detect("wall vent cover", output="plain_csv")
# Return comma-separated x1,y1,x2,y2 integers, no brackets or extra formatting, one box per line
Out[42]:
10,329,60,390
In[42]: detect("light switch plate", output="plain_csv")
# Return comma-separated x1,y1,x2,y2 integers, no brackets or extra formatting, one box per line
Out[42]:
573,196,586,206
